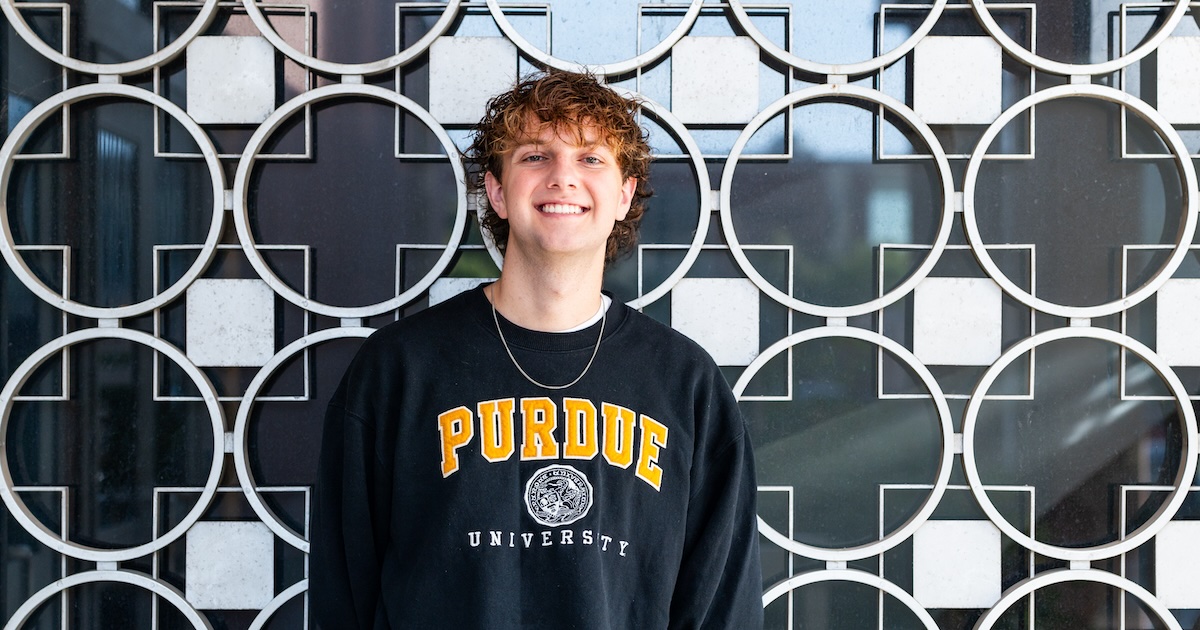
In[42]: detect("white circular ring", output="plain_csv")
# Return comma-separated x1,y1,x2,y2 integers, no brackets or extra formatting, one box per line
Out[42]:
734,326,954,561
484,0,702,76
233,83,467,318
0,84,225,319
240,0,461,76
729,0,947,77
0,329,224,562
2,570,213,630
762,569,939,629
0,0,219,76
961,327,1198,562
622,91,710,309
962,84,1198,319
969,0,1189,77
233,327,375,551
973,568,1182,630
720,84,954,318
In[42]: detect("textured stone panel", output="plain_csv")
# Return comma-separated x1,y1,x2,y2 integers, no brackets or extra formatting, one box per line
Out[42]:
671,278,759,366
913,520,1002,609
429,37,519,125
913,277,1002,366
186,279,276,367
1155,520,1200,607
185,521,275,610
187,36,276,125
1156,278,1200,366
1156,37,1200,124
671,36,760,125
913,36,1002,125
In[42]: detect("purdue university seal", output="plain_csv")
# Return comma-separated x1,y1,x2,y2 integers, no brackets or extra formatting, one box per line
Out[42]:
524,464,593,527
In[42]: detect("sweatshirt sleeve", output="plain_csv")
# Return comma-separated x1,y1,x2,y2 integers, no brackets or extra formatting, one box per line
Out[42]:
310,377,392,630
668,390,764,630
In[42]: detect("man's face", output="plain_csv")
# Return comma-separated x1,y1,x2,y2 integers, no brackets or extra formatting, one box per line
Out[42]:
484,120,637,265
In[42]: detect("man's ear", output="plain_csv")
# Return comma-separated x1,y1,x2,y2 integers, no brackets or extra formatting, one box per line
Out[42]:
484,171,508,219
616,177,636,221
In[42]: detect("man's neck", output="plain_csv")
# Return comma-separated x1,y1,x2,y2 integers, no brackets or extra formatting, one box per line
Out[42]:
488,251,606,332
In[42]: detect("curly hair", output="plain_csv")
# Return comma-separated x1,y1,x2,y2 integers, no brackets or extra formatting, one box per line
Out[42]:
464,70,652,263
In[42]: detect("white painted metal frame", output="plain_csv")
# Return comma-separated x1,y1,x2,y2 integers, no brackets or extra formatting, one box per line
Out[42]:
961,84,1199,319
734,326,954,561
973,568,1181,630
0,329,225,562
961,327,1198,562
233,327,375,551
3,570,214,630
875,243,1036,401
232,83,467,318
484,0,702,75
0,0,220,76
729,0,947,79
968,0,1188,77
720,83,955,318
239,0,461,76
762,568,940,629
0,84,226,319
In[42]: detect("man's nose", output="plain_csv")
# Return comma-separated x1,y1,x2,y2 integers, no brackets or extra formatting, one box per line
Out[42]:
546,159,579,188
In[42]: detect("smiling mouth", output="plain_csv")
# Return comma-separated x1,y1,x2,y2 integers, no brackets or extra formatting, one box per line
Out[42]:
539,203,587,215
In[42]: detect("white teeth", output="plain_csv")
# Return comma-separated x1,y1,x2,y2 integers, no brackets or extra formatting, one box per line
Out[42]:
540,203,585,215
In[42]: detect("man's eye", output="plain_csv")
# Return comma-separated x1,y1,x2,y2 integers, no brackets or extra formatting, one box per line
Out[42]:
523,154,546,162
583,156,602,164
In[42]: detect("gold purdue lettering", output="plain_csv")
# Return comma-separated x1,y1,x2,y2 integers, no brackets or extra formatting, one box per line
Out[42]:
478,398,516,462
602,403,636,469
563,398,598,459
521,397,559,460
438,406,473,477
437,397,668,489
635,415,668,491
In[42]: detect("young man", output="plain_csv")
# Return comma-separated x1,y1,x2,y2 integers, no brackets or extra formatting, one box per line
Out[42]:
311,71,762,629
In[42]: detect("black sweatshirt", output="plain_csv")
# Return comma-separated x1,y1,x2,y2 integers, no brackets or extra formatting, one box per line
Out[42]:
311,286,763,629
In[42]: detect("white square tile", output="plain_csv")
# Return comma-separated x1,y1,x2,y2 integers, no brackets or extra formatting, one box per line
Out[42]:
1155,520,1200,607
671,36,760,125
1156,37,1200,125
1156,278,1200,366
186,279,276,367
913,36,1003,125
185,521,274,610
671,278,759,366
913,277,1002,366
913,520,1002,609
429,37,518,125
187,36,276,125
429,277,494,306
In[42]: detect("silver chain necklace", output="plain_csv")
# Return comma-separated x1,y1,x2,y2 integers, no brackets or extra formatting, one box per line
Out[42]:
489,287,605,390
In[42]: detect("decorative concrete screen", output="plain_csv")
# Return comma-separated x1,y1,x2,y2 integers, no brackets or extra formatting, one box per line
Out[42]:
3,1,1200,628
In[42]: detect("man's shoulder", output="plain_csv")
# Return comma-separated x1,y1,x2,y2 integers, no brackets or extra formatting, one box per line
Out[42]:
359,286,485,354
614,303,721,371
